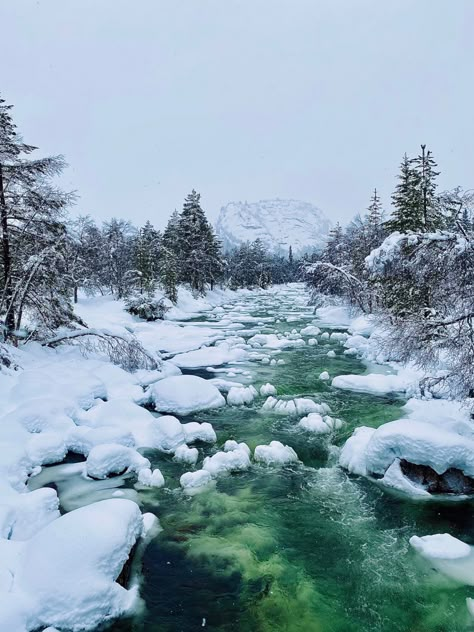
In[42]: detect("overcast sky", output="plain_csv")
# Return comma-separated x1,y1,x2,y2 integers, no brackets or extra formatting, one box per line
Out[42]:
1,0,473,229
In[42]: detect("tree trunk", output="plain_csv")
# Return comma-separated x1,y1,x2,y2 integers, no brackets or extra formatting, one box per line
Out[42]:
74,285,78,304
0,164,15,339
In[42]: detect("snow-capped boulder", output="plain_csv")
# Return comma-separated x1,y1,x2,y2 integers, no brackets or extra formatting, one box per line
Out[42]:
227,385,258,406
149,375,225,415
14,499,147,631
254,441,299,466
202,442,251,477
319,371,330,381
260,383,277,396
86,444,150,480
262,396,330,416
410,533,474,585
340,419,474,496
180,469,213,491
174,444,199,466
298,413,343,434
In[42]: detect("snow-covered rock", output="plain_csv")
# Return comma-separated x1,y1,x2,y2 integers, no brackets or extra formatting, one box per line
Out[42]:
227,385,258,406
85,444,150,480
262,396,330,416
10,499,147,632
340,417,474,497
260,383,277,396
182,421,217,444
331,372,414,395
300,325,321,336
174,444,199,466
149,375,225,415
410,533,474,586
327,350,336,358
319,371,330,381
215,199,331,256
298,413,343,434
254,441,299,466
170,343,248,369
202,442,251,477
180,469,213,491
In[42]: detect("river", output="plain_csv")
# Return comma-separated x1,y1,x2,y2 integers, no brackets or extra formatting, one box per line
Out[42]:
42,284,474,631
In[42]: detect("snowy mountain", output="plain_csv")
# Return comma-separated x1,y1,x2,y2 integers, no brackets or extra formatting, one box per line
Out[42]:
215,199,331,256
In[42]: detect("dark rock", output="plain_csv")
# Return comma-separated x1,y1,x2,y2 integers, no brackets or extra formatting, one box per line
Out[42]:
400,459,474,495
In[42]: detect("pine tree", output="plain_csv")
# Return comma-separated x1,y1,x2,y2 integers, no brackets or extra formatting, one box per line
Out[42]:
101,218,136,298
133,221,161,294
176,190,223,294
288,245,294,265
0,96,74,338
324,223,348,266
385,154,423,233
411,144,441,230
158,246,178,303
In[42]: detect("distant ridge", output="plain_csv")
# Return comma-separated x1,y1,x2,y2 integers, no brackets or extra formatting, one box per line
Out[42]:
215,198,331,255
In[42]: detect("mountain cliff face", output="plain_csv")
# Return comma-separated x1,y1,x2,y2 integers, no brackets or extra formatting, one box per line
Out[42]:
215,199,331,256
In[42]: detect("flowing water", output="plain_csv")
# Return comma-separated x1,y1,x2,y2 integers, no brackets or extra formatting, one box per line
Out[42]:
42,285,474,631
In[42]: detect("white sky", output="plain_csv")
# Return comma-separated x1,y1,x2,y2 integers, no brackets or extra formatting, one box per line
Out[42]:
1,0,473,229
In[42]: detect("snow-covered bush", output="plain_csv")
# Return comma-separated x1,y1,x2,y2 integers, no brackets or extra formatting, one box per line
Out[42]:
125,294,169,321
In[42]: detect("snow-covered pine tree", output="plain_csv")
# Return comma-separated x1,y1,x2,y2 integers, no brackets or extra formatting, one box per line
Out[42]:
385,154,423,233
101,218,136,298
176,190,223,294
133,220,161,295
158,246,178,303
0,96,75,339
412,144,441,230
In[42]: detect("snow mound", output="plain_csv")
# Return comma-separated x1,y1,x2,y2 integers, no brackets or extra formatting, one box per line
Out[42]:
300,325,321,336
298,413,343,434
340,418,474,496
149,375,225,415
227,385,257,406
202,442,251,477
410,533,474,586
262,396,330,416
174,444,199,466
86,444,150,480
170,343,248,368
182,421,217,444
254,441,299,466
332,372,414,395
319,371,330,381
12,499,146,631
260,383,277,396
180,469,213,491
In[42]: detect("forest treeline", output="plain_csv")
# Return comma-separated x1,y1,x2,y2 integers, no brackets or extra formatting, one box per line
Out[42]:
0,96,300,339
306,146,474,399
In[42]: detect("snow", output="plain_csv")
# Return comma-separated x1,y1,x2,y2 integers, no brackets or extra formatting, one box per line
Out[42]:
319,371,330,381
149,375,225,415
298,414,343,434
248,333,305,350
308,338,318,346
5,499,146,632
180,469,213,491
300,325,321,336
314,306,352,328
410,534,471,560
174,444,199,466
262,396,330,416
202,442,251,477
215,198,331,256
410,533,474,586
170,342,248,368
331,370,416,395
86,444,150,480
182,421,217,444
327,350,336,358
227,385,258,406
260,383,277,396
254,441,299,466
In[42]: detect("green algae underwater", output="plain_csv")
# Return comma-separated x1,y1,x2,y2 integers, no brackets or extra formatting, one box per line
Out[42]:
104,288,474,632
